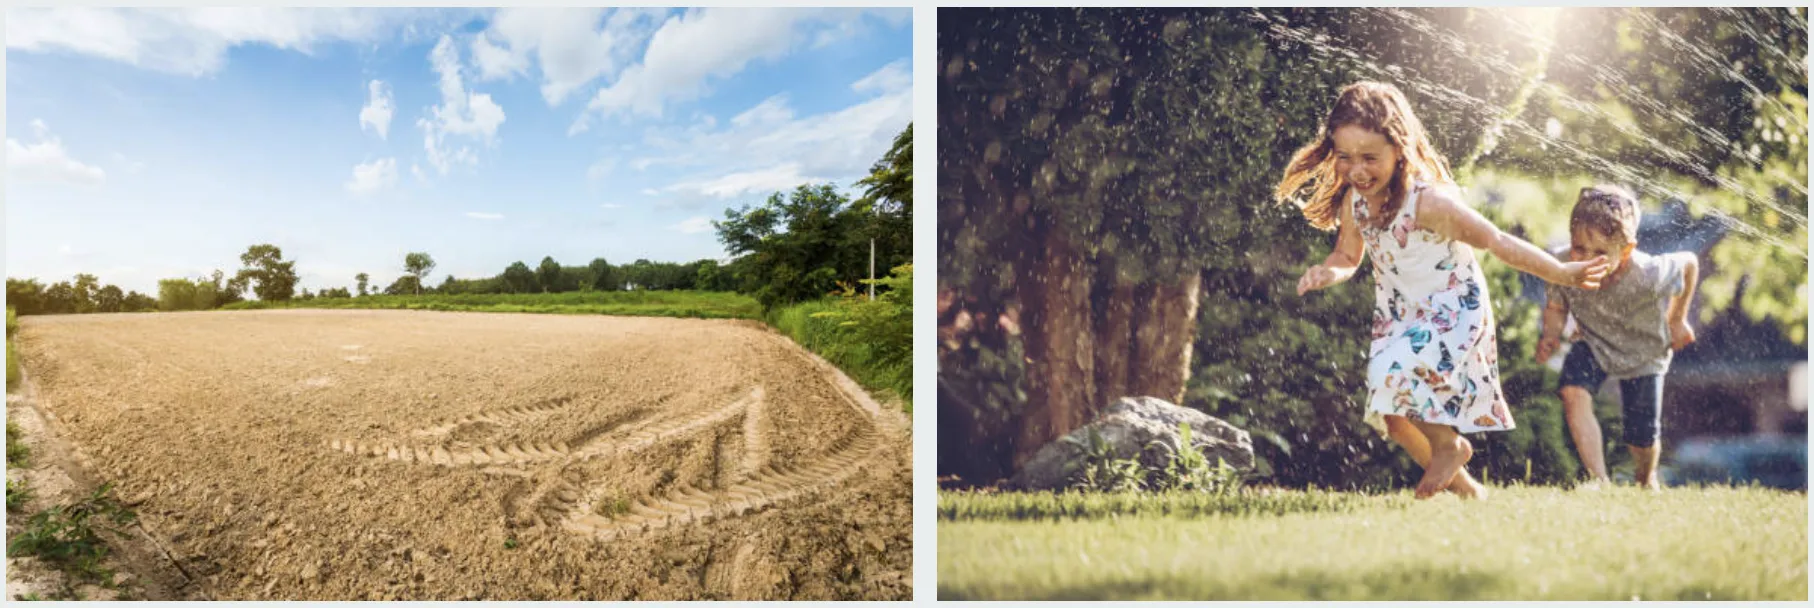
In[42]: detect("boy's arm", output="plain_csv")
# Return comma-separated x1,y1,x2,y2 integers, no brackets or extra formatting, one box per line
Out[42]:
1666,252,1700,350
1536,290,1568,361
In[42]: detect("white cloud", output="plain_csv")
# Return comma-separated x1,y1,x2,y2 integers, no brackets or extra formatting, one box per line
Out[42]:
410,162,427,183
600,203,624,209
851,59,910,95
473,8,665,106
629,74,910,206
417,34,506,176
7,119,106,185
359,79,394,139
664,163,820,200
5,8,465,76
583,8,891,120
345,157,397,194
670,216,714,234
585,156,618,180
730,94,792,128
464,211,503,220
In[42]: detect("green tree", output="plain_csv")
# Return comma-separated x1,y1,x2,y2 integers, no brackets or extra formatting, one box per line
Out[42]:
355,273,370,297
6,279,45,316
588,258,617,291
71,274,99,314
856,123,915,283
41,282,75,314
383,275,421,295
235,244,298,301
123,291,157,312
95,285,124,313
715,184,868,308
404,253,436,295
502,261,535,293
536,257,562,293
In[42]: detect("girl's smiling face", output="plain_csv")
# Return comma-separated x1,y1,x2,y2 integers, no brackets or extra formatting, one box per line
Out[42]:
1331,124,1400,202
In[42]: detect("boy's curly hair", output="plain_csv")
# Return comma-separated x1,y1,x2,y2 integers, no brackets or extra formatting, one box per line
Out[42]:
1571,185,1641,245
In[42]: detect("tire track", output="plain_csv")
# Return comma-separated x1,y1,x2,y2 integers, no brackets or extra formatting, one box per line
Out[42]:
326,388,759,468
558,419,884,542
406,395,579,438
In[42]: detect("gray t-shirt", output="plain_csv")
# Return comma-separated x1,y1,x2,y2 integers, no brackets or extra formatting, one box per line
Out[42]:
1555,250,1690,379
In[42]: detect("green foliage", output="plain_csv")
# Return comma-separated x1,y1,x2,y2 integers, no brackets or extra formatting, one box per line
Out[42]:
6,308,17,393
717,185,865,309
382,275,422,296
70,274,98,314
235,243,298,302
93,285,124,313
355,273,370,297
7,279,44,316
403,252,436,294
536,257,562,293
764,265,914,407
156,270,241,312
1064,428,1145,493
502,262,536,293
1151,423,1244,494
588,258,618,291
7,478,33,511
715,126,911,311
7,421,28,469
7,483,138,590
1064,422,1246,493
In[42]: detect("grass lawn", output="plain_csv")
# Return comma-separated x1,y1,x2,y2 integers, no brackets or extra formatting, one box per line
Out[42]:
939,485,1807,600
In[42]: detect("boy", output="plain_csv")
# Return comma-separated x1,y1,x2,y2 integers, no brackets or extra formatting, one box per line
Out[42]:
1535,185,1699,490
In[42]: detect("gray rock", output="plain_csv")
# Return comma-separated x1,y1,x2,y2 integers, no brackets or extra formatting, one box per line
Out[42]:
1010,396,1255,491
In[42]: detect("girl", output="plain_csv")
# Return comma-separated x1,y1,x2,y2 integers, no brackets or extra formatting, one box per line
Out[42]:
1276,81,1609,499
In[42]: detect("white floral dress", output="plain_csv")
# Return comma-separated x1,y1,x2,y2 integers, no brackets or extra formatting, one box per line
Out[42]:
1354,182,1513,436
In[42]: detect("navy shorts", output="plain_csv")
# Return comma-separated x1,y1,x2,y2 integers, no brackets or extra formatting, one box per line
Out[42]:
1559,344,1663,448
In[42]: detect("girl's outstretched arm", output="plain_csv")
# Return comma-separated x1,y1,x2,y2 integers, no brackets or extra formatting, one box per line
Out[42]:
1416,188,1610,289
1298,193,1365,295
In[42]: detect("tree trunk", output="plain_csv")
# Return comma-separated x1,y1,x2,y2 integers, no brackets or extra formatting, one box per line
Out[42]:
1012,247,1205,471
1127,272,1202,404
1013,227,1097,470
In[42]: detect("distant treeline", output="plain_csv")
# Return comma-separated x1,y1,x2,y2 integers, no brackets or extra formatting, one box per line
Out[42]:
6,122,912,316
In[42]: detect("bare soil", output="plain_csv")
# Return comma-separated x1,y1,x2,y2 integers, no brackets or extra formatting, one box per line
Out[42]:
7,309,910,600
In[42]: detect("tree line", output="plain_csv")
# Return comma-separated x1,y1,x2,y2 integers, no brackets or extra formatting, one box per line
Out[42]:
8,122,913,315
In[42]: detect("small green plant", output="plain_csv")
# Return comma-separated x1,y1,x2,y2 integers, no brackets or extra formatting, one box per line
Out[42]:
6,421,28,469
6,337,19,392
504,536,519,550
595,495,632,518
16,592,45,601
1150,422,1243,494
7,483,137,590
7,478,33,510
1065,428,1145,492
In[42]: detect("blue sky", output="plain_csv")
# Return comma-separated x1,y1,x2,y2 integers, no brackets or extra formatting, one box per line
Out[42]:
5,7,912,296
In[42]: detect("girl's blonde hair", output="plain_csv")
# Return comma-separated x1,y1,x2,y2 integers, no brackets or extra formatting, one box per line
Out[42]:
1275,81,1454,231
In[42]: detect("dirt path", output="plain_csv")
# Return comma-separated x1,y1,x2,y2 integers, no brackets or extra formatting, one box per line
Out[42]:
8,309,910,600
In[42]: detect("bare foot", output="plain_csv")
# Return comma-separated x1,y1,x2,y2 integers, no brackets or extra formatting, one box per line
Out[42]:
1447,474,1489,500
1416,435,1474,499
